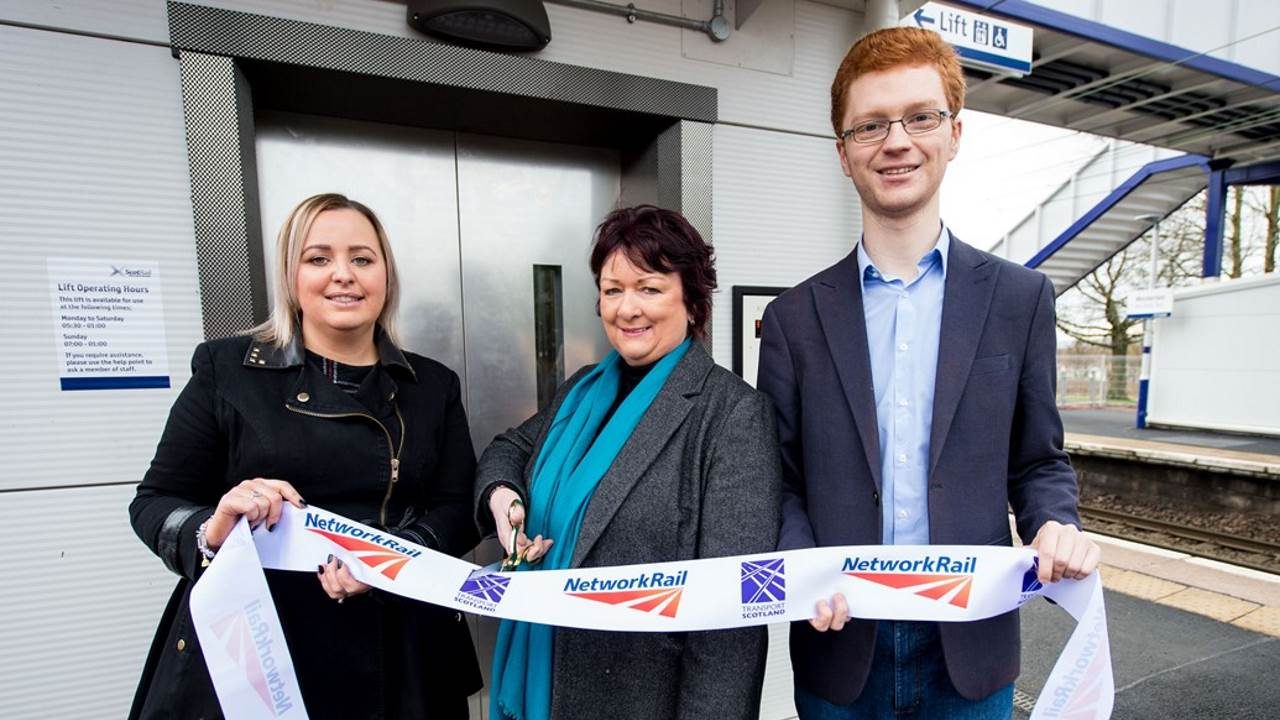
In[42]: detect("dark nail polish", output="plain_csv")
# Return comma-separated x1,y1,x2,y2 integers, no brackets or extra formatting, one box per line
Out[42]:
267,522,275,532
337,559,344,569
327,554,334,564
299,500,308,508
317,565,324,574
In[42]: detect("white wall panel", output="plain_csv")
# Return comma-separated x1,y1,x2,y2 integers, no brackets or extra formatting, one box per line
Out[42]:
0,25,203,493
1234,0,1280,74
1148,274,1280,435
0,0,167,44
0,484,177,719
196,0,863,137
1169,0,1231,63
1029,0,1280,76
710,123,859,369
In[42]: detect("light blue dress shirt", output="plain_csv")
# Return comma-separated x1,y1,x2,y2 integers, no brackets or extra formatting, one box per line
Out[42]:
856,226,949,546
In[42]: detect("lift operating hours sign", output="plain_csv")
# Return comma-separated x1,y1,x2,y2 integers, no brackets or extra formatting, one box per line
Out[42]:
902,2,1033,77
46,257,171,391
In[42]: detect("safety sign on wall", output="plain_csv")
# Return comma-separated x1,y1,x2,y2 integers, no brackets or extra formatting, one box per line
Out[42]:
903,2,1033,76
46,257,170,391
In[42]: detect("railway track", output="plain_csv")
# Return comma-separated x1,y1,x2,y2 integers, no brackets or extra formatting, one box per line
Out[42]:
1079,504,1280,574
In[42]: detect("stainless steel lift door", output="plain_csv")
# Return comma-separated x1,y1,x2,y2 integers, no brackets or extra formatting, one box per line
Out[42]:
254,112,619,717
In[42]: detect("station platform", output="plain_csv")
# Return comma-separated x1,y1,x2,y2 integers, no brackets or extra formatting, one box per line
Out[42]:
1061,407,1280,466
1016,532,1280,719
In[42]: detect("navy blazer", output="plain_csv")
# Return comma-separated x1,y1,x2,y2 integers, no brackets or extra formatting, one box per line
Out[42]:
757,236,1080,703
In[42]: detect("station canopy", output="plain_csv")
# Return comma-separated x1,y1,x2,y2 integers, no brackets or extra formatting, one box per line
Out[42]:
943,0,1280,166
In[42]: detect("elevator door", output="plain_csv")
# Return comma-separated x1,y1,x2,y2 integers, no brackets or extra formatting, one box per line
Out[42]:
254,112,619,717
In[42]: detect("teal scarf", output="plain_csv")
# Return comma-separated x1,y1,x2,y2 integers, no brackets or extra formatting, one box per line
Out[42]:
491,339,691,720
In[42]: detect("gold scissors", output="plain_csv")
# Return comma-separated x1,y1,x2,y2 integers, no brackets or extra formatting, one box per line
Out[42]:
501,497,528,571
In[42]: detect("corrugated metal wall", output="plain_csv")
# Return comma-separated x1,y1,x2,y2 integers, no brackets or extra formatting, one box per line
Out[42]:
0,23,203,718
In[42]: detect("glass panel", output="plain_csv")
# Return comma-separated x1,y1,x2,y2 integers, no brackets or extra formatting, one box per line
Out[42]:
533,264,564,409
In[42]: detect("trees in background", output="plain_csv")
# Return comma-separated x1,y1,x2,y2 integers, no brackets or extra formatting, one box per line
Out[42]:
1055,185,1277,401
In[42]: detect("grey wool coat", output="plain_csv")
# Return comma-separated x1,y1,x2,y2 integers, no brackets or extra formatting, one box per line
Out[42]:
475,342,782,720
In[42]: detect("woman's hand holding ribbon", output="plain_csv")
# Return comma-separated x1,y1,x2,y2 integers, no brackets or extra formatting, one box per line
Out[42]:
204,478,306,550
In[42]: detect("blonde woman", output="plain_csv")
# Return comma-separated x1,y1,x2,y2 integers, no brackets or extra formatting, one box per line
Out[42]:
129,193,481,719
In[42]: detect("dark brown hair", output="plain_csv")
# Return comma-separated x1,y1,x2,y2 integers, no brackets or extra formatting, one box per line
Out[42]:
589,205,717,339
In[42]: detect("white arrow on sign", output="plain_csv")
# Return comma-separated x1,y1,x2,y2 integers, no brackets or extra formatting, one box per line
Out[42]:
903,2,1034,77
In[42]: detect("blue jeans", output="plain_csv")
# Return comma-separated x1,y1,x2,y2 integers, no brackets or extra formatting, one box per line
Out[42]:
794,622,1013,719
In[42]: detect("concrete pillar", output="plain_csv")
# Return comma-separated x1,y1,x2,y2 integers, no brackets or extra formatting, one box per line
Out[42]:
866,0,900,31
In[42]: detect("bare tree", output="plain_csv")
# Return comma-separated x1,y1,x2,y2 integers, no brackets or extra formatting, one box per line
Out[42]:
1056,252,1142,399
1229,186,1245,278
1263,186,1278,273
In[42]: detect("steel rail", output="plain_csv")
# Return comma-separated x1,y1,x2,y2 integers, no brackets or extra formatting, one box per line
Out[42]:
1080,504,1280,574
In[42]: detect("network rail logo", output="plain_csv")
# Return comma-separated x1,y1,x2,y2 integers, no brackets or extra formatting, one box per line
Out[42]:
843,555,977,609
304,513,422,580
740,558,787,619
210,600,296,716
563,570,688,618
455,571,512,613
1041,607,1111,718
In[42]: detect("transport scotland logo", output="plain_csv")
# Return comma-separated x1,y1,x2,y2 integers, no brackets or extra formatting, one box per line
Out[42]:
304,513,422,580
1021,559,1043,603
454,570,511,613
741,558,787,619
843,555,977,609
563,570,687,618
741,558,786,603
210,600,295,716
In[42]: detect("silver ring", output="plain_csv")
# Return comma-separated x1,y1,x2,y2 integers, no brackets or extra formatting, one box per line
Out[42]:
336,596,345,604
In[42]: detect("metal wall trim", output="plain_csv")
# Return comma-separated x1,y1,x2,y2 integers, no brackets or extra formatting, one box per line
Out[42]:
177,51,267,338
166,1,716,123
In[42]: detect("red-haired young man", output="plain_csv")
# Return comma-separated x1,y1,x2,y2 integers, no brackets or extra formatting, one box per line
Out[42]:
757,26,1100,719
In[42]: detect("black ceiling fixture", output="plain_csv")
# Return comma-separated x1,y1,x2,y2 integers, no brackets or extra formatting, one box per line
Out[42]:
407,0,552,51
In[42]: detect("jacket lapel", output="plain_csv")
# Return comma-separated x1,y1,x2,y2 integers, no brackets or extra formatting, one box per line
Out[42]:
569,344,710,567
812,252,883,492
928,237,998,477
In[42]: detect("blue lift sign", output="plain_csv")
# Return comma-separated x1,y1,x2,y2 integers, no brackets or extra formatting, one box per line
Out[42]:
903,2,1033,77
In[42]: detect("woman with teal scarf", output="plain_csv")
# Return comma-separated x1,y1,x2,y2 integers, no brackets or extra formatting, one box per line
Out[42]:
474,206,782,720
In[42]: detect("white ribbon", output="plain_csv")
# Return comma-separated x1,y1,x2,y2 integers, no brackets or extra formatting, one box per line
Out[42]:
190,505,1113,720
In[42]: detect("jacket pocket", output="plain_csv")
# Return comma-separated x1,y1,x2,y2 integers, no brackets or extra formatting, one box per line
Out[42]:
970,353,1011,376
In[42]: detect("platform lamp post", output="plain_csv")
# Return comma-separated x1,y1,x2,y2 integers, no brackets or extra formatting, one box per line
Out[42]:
1134,214,1161,429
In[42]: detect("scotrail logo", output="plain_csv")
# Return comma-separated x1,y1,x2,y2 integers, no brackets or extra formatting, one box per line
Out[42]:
304,513,422,580
454,570,511,613
741,558,787,620
210,600,295,716
563,570,688,618
843,555,977,609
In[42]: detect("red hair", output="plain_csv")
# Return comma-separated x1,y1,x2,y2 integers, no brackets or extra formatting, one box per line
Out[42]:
830,27,966,135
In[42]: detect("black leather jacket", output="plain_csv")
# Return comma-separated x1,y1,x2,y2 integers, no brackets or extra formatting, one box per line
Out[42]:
128,330,481,719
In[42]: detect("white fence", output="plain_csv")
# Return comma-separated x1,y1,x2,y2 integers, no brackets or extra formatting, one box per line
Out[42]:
1056,355,1142,407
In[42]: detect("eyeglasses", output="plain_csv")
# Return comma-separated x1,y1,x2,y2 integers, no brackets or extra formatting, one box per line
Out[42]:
839,110,952,144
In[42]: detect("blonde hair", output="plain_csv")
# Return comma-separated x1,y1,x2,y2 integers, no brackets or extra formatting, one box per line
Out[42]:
251,193,402,348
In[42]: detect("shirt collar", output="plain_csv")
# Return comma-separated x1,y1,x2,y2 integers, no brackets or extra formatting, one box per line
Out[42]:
856,223,951,285
243,325,417,381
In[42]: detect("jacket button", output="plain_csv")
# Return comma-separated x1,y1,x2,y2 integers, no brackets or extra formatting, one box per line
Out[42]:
176,638,186,652
296,392,310,403
455,612,462,622
872,491,880,506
